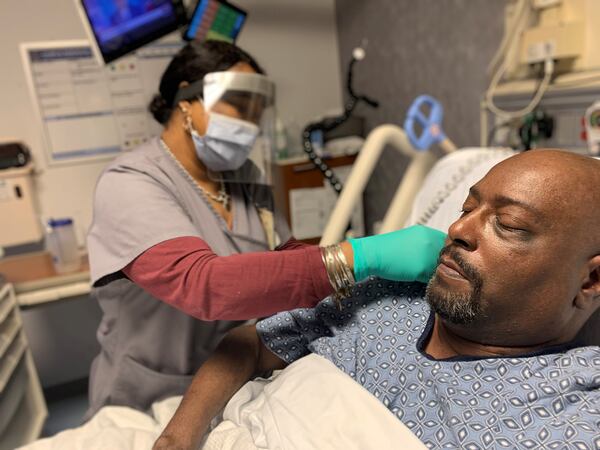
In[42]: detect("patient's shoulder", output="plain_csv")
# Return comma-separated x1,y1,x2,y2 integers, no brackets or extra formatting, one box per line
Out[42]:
310,279,430,333
353,278,425,298
337,279,427,313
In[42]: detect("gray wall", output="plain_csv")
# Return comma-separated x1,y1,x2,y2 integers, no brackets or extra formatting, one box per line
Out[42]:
335,0,507,230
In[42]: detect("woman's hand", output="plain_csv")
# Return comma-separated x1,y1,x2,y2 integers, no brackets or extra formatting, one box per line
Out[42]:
348,225,447,283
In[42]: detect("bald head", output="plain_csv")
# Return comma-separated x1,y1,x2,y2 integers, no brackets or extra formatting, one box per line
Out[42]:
426,148,600,349
489,149,600,254
496,149,600,193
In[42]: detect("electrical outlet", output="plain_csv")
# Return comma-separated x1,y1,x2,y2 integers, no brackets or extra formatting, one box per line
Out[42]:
526,40,556,64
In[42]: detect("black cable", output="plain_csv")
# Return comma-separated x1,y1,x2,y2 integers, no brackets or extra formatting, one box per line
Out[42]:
302,97,359,193
347,59,379,109
302,53,379,194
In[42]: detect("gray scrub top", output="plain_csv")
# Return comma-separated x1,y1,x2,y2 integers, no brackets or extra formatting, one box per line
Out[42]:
85,138,291,418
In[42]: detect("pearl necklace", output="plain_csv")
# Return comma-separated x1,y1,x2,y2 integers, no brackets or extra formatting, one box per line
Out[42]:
159,139,231,210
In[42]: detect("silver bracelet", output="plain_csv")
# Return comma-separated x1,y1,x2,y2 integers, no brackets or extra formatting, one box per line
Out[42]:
320,244,355,309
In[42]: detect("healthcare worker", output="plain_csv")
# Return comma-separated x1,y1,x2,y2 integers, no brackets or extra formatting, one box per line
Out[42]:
86,40,445,417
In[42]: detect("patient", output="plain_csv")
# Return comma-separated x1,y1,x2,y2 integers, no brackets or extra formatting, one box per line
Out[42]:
154,150,600,449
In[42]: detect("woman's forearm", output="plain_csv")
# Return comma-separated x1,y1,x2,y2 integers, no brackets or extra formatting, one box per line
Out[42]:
124,236,333,321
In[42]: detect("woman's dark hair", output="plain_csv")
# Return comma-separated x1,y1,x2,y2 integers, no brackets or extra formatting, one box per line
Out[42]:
148,40,265,124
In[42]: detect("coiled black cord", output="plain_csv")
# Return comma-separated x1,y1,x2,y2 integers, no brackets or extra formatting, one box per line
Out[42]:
302,55,379,194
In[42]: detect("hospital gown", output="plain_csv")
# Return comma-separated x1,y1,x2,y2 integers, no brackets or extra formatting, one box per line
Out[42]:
257,280,600,449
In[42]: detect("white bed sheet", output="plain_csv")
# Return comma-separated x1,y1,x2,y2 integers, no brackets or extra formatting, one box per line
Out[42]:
19,354,425,450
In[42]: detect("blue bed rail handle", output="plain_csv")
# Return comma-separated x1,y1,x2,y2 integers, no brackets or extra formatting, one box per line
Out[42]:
404,95,447,151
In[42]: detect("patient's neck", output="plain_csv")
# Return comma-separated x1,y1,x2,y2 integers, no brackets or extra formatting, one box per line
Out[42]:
424,316,560,360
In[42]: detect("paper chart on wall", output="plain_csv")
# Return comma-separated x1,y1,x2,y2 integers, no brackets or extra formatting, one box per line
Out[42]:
20,39,182,165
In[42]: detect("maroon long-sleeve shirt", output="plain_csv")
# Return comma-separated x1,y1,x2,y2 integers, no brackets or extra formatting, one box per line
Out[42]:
122,236,333,321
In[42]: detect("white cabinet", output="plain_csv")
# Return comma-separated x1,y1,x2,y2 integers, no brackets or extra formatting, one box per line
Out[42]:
0,282,46,449
0,164,42,248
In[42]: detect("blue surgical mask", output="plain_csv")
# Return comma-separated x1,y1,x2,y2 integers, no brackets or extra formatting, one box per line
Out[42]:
191,113,259,172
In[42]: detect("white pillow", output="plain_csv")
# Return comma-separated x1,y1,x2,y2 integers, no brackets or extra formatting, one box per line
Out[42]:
405,147,516,231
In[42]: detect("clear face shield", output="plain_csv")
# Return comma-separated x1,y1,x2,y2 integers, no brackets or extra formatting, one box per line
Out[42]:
174,71,276,187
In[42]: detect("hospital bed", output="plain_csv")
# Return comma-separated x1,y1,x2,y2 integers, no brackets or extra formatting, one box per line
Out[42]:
18,146,600,450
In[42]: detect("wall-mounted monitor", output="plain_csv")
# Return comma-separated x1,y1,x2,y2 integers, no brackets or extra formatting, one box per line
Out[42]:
76,0,187,64
184,0,246,43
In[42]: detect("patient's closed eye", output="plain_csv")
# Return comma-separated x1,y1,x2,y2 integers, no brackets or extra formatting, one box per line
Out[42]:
459,206,474,217
460,196,478,217
495,216,528,234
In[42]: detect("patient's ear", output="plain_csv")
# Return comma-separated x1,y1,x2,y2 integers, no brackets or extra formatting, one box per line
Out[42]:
575,255,600,310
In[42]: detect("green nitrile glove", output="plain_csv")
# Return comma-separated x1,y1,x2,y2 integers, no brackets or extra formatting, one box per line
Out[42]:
349,225,447,283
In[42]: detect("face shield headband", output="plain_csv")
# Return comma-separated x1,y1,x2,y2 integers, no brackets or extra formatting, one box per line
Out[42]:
173,71,275,125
